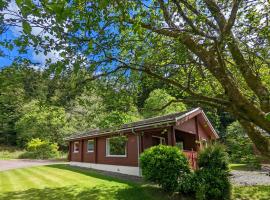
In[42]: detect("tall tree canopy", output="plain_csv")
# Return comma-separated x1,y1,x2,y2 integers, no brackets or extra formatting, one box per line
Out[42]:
1,0,270,156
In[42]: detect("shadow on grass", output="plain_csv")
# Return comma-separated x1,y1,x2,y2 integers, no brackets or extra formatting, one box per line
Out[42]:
0,164,172,200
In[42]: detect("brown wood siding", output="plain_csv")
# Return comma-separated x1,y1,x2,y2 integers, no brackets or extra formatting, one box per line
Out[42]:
96,134,139,166
82,139,95,163
176,118,197,134
198,123,210,140
70,140,81,162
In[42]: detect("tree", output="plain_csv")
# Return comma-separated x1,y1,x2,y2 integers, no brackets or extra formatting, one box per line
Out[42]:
15,100,70,146
225,121,256,163
143,89,186,118
2,1,270,156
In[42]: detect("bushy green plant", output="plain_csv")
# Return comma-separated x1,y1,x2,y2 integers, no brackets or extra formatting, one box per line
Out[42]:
194,169,231,200
196,144,231,200
140,145,190,192
198,143,229,171
179,144,231,199
19,138,59,159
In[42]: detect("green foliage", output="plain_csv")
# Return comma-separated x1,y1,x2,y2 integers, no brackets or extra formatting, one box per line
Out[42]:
143,89,186,118
198,143,229,171
0,145,25,160
194,169,231,200
140,145,190,192
179,144,231,200
19,138,59,159
15,100,70,146
225,121,259,166
196,144,231,200
98,109,141,128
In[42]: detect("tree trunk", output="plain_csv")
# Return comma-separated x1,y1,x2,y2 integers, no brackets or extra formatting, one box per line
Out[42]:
239,120,270,158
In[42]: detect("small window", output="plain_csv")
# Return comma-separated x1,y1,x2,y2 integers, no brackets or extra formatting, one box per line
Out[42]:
176,141,184,150
106,136,127,157
152,136,166,146
87,140,94,152
73,141,79,153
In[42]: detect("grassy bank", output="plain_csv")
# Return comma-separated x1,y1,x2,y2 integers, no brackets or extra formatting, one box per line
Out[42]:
0,146,25,160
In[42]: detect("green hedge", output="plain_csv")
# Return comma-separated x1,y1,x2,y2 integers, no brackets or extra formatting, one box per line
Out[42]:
140,145,190,192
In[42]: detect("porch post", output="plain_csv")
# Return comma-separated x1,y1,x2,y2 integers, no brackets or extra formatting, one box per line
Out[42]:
68,141,71,161
195,116,200,151
80,139,84,162
94,137,98,163
167,126,176,146
172,126,176,146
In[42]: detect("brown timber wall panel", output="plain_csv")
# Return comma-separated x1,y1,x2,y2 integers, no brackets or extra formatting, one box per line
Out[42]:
82,139,95,163
70,140,81,162
96,134,139,167
176,118,197,134
198,123,210,140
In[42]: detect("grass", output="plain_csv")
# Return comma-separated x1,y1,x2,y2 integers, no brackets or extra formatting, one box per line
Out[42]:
229,163,261,171
229,163,250,171
232,185,270,200
0,164,171,200
0,164,269,200
0,146,25,160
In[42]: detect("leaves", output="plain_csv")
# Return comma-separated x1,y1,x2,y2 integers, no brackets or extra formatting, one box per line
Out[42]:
22,21,32,34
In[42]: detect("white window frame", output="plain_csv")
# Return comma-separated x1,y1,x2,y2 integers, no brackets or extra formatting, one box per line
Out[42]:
73,141,79,153
87,139,94,153
106,137,127,157
152,136,166,145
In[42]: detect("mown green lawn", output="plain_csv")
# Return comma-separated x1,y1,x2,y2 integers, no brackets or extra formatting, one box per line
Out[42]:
0,164,170,200
1,164,269,200
232,185,270,200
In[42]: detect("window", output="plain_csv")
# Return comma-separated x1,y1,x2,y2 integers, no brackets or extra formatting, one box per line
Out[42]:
176,141,184,150
87,140,94,152
106,136,127,157
152,136,166,146
73,141,79,153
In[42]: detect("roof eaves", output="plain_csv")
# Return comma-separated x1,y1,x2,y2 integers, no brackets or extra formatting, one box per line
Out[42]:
65,118,176,141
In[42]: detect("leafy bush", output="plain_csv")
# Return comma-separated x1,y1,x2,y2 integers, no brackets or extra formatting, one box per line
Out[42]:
19,138,59,159
179,144,231,200
194,169,231,200
198,143,229,171
140,145,190,192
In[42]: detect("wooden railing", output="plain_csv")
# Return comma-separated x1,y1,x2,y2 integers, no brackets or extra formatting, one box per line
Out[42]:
183,150,197,169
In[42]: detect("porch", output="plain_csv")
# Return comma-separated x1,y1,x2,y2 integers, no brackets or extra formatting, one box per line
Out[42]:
140,127,199,169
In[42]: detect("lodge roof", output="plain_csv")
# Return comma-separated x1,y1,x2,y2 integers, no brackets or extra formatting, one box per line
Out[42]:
65,108,203,141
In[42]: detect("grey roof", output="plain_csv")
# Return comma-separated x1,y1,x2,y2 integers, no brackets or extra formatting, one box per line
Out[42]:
66,108,201,140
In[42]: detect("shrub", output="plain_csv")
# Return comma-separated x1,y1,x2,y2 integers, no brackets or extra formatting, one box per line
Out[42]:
140,145,190,192
194,169,231,200
198,143,229,171
19,138,59,159
179,144,231,199
195,144,231,200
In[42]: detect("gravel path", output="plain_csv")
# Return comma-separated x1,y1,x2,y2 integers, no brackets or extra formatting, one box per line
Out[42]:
0,159,66,171
230,169,270,186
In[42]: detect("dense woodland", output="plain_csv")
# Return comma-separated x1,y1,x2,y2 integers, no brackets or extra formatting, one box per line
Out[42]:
0,64,234,148
0,0,269,159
